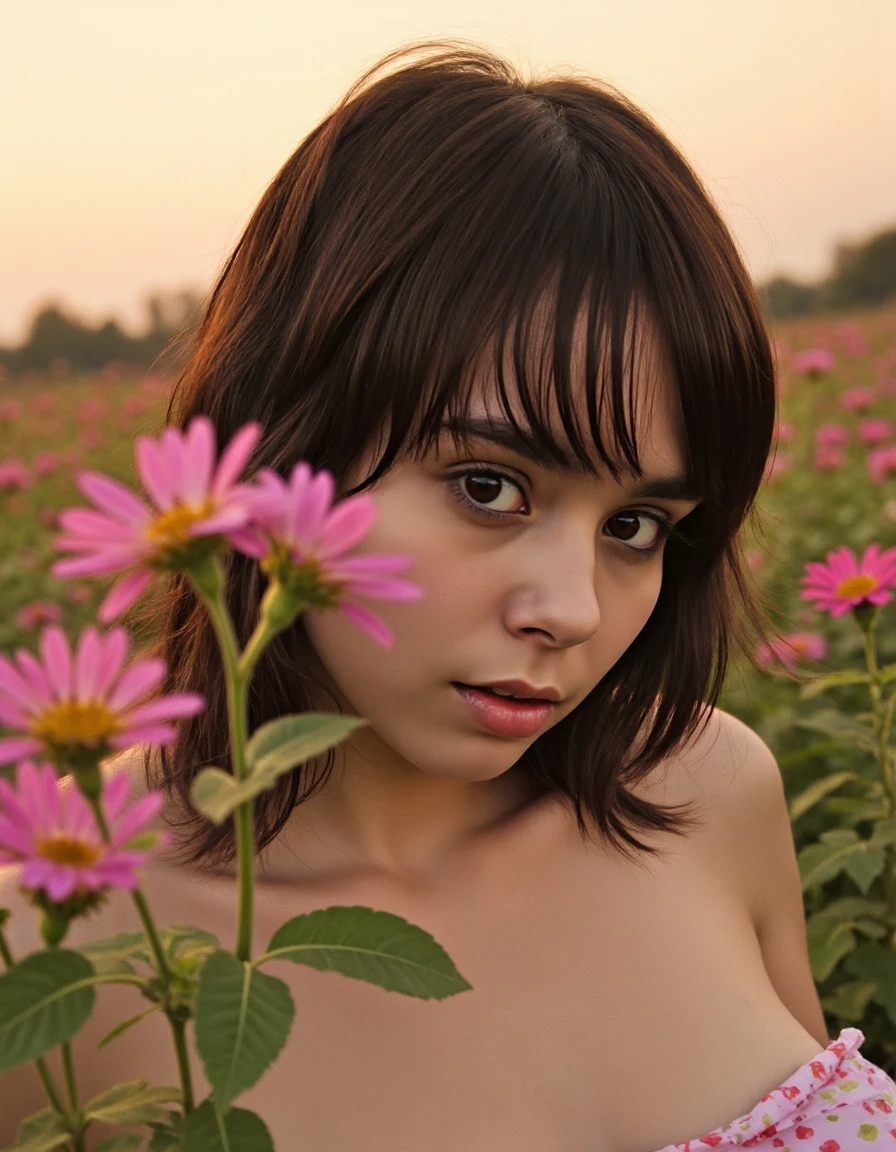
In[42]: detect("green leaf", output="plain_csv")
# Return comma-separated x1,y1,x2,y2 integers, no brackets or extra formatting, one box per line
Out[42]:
794,710,879,754
161,926,220,961
7,1109,71,1152
83,1080,183,1125
806,917,856,981
95,1137,144,1152
844,943,896,1024
869,815,896,849
799,669,870,699
194,950,294,1111
181,1100,273,1152
843,843,885,894
0,949,96,1070
99,1005,160,1048
189,769,242,825
77,930,151,974
147,1113,183,1151
259,905,474,1000
810,896,888,924
880,662,896,685
821,979,878,1020
788,771,860,822
798,831,859,890
246,712,366,777
191,714,367,825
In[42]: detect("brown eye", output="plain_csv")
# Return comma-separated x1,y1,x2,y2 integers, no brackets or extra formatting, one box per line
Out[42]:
605,512,669,554
446,469,527,519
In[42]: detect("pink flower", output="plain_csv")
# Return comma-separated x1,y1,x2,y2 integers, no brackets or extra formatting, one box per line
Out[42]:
801,543,896,617
792,348,834,378
51,416,262,623
0,400,23,422
14,601,64,631
0,760,165,902
857,418,892,445
230,461,424,648
868,445,896,484
755,632,828,672
840,386,875,412
814,445,845,471
32,450,61,477
0,459,32,491
816,423,849,448
0,624,204,768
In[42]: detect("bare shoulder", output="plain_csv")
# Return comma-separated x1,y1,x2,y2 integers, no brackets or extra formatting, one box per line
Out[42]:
641,706,788,933
637,704,781,815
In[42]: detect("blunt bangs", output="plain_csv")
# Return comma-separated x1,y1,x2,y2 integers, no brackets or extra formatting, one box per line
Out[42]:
144,40,778,868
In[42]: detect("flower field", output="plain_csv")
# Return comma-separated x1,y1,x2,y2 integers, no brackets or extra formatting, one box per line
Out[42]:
1,301,895,1070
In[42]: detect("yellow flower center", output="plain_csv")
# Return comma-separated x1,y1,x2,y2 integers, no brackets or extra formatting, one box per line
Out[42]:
836,574,878,600
145,499,216,550
32,699,121,746
36,834,101,868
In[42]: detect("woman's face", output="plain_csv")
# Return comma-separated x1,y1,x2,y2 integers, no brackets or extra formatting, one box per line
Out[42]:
301,329,701,794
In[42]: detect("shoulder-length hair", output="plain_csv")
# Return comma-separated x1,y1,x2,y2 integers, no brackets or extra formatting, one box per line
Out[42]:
137,39,777,868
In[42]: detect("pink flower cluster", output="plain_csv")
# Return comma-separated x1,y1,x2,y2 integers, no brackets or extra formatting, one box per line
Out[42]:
52,415,424,647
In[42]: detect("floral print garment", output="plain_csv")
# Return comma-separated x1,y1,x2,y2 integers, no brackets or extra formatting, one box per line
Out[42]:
657,1029,896,1151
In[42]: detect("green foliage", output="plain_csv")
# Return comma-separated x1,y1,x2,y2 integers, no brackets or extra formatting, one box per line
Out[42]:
194,951,294,1112
259,905,474,999
83,1080,182,1126
191,713,367,823
5,1108,72,1152
0,949,97,1070
181,1100,273,1152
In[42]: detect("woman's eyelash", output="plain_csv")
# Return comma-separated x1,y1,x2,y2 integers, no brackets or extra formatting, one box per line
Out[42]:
445,467,686,557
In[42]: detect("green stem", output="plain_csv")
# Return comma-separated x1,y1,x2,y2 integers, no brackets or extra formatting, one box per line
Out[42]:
191,559,256,962
89,802,195,1114
858,620,896,931
61,1042,78,1112
0,922,68,1116
171,1016,195,1113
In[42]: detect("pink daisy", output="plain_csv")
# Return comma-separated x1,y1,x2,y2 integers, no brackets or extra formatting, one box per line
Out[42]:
792,348,834,378
868,444,896,484
229,462,424,648
0,624,204,768
14,600,64,631
0,459,32,491
0,760,165,902
51,416,262,623
857,418,892,445
755,632,828,672
814,445,845,472
815,423,849,448
800,544,896,617
840,386,875,412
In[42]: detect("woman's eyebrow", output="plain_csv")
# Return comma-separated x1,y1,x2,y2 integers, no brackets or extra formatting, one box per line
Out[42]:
438,416,702,502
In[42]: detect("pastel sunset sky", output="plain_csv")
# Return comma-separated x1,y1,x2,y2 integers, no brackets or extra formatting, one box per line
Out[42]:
4,0,893,343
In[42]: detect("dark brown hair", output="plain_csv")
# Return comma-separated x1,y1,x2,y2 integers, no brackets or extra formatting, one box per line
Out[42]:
138,39,777,868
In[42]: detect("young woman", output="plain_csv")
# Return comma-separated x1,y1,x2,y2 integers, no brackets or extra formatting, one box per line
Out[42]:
3,39,895,1152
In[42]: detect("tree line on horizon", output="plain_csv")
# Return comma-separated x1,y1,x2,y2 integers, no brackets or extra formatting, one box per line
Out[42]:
1,224,895,377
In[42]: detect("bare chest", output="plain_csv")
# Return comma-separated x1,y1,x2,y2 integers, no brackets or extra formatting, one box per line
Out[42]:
70,809,820,1152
